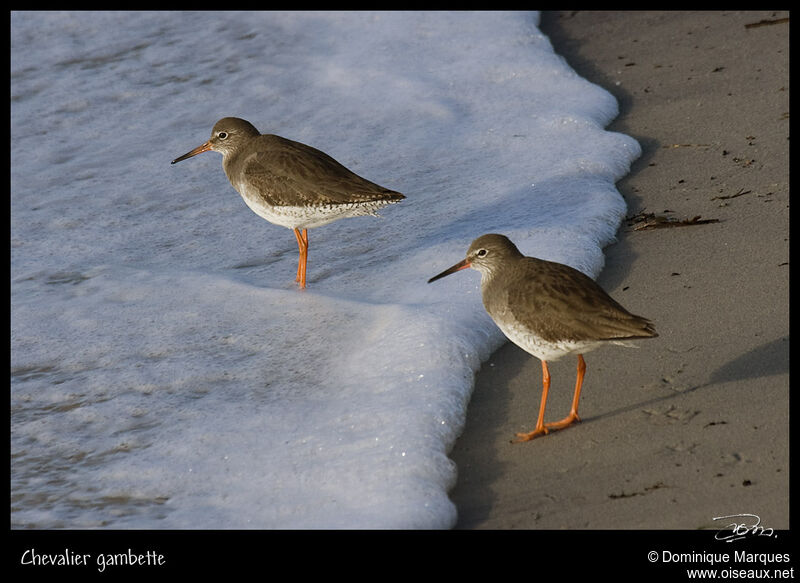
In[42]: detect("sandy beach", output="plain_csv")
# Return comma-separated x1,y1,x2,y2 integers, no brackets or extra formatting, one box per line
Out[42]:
448,10,789,531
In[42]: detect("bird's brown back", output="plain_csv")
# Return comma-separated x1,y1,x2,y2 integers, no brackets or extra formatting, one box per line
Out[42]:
486,256,657,344
226,134,404,208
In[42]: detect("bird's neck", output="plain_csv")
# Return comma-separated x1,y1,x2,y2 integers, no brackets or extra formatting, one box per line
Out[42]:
478,264,503,288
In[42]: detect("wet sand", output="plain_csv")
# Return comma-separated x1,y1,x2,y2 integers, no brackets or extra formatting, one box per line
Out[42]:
448,10,789,531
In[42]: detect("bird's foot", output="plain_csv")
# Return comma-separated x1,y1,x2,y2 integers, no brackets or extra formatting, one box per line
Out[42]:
544,412,581,431
512,426,549,443
512,413,582,443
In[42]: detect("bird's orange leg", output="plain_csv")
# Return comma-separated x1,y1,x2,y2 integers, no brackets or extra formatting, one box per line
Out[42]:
513,360,551,442
293,228,309,288
545,354,585,431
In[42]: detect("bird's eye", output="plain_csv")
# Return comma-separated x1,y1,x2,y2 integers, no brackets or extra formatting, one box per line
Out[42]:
217,131,228,140
476,249,488,258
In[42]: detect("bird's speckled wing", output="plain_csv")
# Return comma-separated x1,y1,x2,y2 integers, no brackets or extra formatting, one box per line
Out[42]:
230,134,404,208
500,257,656,343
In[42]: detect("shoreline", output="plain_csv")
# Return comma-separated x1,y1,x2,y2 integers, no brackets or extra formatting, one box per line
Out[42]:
447,10,789,529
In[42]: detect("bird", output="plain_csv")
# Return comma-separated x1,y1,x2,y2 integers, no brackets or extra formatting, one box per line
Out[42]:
171,117,404,288
428,233,657,442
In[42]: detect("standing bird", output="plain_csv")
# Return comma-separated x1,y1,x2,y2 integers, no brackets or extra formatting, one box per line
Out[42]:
428,234,657,442
172,117,404,288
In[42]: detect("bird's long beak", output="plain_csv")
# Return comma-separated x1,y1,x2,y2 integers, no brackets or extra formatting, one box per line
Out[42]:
428,258,471,283
171,141,213,164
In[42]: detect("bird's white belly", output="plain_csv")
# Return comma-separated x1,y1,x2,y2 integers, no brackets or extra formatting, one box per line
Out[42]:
235,182,384,230
496,319,603,362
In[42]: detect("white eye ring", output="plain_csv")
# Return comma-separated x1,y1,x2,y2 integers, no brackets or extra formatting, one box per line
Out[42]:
217,131,228,140
476,248,488,258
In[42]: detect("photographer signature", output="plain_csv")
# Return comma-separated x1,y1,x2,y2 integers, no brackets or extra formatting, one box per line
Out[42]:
713,513,776,543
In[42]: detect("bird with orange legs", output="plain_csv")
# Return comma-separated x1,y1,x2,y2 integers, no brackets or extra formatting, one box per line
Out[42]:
429,234,657,442
172,117,404,289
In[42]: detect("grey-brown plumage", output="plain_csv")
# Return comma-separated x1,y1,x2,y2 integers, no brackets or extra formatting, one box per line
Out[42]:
428,233,657,442
172,117,404,288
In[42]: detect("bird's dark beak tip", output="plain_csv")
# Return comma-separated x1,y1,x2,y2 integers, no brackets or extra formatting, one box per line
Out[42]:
427,259,470,284
171,142,212,165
